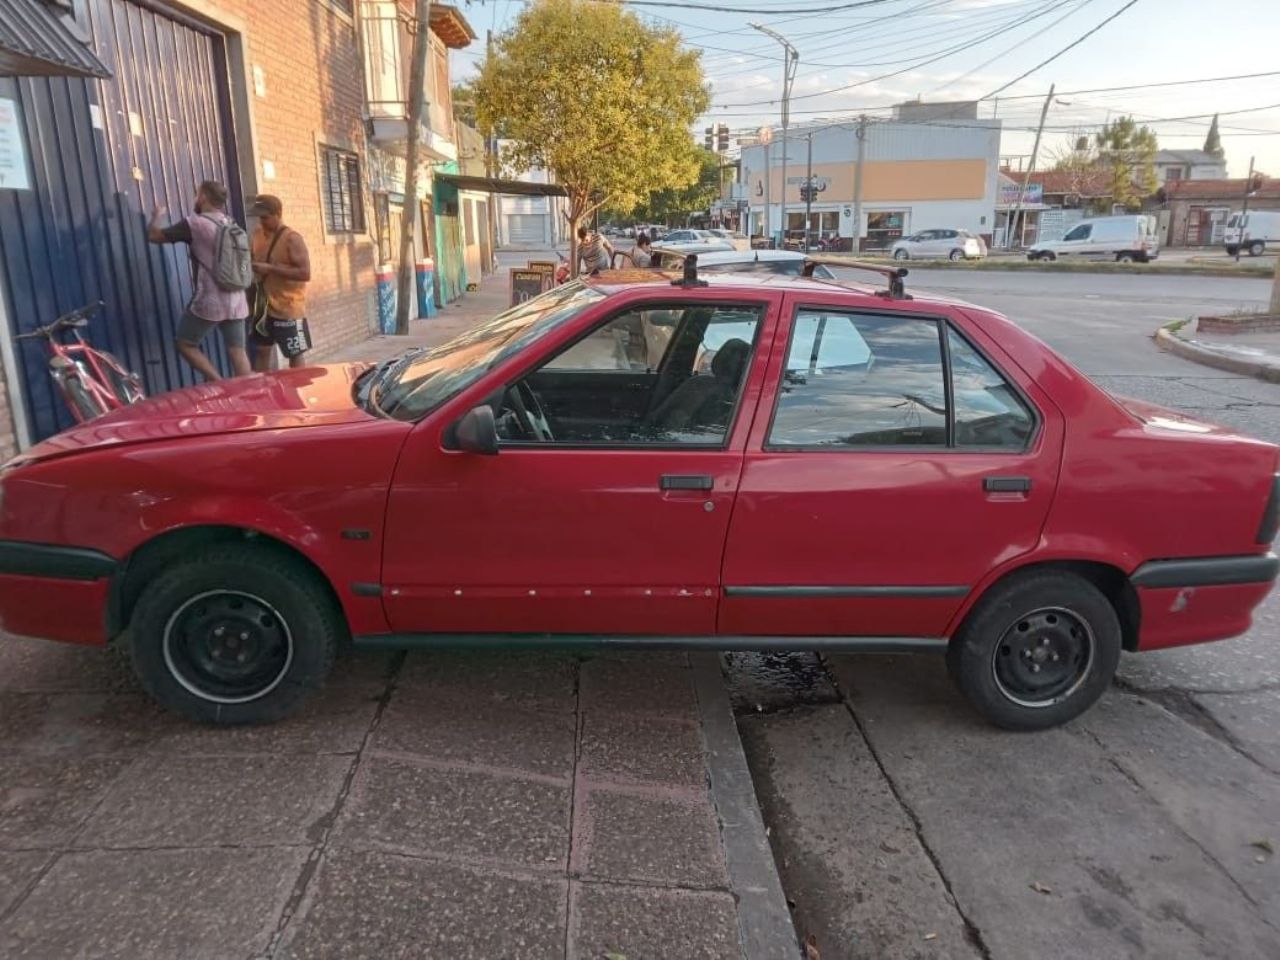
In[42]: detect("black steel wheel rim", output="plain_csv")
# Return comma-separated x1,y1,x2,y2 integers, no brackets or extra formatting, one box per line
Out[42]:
991,606,1093,708
163,590,293,704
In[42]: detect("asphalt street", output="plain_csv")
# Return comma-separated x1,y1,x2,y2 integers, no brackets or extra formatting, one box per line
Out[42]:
738,267,1280,960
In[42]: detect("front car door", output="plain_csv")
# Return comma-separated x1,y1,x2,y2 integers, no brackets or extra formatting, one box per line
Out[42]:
720,293,1063,640
379,285,778,637
1060,223,1091,257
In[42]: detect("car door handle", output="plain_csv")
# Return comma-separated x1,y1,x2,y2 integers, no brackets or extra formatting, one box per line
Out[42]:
660,474,714,491
984,476,1032,493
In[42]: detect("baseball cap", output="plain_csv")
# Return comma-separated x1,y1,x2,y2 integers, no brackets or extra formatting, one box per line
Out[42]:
250,194,283,217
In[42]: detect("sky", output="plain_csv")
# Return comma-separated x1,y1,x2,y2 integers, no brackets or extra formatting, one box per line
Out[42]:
453,0,1280,176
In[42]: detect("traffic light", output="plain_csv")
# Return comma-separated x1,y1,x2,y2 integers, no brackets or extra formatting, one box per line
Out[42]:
716,124,729,153
704,126,714,151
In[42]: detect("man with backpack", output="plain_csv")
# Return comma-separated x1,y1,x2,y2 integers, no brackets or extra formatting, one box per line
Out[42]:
147,180,253,379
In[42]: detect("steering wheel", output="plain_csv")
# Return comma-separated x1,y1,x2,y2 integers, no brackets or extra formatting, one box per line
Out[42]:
506,381,555,442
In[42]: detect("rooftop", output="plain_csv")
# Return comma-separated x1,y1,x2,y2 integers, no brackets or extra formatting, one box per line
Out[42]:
1155,149,1225,166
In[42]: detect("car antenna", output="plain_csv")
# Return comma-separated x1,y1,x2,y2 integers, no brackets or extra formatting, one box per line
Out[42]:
673,253,708,288
802,257,911,300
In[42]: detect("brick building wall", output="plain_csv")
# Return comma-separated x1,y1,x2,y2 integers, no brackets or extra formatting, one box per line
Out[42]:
218,0,378,358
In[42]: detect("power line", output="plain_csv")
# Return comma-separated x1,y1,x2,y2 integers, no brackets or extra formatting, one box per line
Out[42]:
981,0,1142,99
618,0,897,14
705,71,1280,118
717,0,1082,106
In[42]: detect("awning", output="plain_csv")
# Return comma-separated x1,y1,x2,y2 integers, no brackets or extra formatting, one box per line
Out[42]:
0,0,111,78
435,172,567,198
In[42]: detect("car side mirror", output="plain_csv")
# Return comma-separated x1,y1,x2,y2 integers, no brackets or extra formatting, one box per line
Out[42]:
454,405,499,455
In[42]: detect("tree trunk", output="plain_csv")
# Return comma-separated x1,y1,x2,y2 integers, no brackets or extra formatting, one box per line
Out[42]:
395,0,431,336
1271,258,1280,315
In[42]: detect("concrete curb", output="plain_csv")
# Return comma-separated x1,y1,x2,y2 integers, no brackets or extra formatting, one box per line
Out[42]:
821,255,1273,279
1154,325,1280,383
691,653,801,960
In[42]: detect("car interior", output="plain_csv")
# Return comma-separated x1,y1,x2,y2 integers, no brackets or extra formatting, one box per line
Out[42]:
493,304,763,445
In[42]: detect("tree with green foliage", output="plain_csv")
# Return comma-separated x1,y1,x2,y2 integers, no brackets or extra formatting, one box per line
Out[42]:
1095,116,1158,210
1203,114,1223,158
474,0,708,274
632,147,723,226
452,79,477,129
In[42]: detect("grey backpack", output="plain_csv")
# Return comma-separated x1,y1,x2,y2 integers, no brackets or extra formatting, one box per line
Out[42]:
199,213,254,291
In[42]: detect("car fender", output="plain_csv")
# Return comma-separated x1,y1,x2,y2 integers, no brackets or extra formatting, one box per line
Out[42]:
943,535,1146,638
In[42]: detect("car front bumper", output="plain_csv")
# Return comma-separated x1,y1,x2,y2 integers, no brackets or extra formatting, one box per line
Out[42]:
0,541,117,646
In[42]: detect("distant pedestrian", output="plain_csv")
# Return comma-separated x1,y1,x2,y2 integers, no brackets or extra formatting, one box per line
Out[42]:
626,233,655,268
248,195,312,371
147,180,252,380
577,225,613,275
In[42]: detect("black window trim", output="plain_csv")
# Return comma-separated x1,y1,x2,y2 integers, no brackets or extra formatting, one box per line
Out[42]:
497,297,771,453
761,302,1041,455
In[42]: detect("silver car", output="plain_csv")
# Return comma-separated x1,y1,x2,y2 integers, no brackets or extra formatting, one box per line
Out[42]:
891,228,986,261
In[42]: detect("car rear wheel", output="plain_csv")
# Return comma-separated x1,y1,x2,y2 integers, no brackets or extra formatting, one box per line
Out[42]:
1248,240,1266,257
1115,252,1135,263
893,249,909,261
948,248,964,261
127,543,341,724
946,571,1121,730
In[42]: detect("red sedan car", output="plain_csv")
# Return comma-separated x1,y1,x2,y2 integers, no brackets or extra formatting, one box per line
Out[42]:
1,266,1276,730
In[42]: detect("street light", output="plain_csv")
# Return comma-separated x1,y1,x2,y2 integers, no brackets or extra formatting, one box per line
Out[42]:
750,22,798,248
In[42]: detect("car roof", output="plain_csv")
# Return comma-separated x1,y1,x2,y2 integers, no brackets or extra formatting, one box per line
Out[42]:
693,249,807,265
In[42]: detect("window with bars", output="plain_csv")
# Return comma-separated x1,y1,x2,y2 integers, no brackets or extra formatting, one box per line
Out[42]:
321,146,365,235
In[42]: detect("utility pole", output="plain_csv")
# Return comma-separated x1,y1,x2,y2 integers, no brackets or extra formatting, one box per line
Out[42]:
396,0,431,335
761,129,771,242
751,23,797,248
803,132,813,251
1236,155,1255,263
1007,83,1054,250
853,115,866,254
486,28,499,273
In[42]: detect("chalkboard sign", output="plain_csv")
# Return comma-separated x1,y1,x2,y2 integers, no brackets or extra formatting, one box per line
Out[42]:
527,261,556,291
510,269,546,306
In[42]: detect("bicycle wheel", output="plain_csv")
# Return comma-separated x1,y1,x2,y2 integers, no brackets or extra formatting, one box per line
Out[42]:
51,364,108,423
100,353,146,406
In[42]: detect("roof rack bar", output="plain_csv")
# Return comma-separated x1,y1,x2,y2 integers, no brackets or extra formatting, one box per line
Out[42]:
802,257,911,300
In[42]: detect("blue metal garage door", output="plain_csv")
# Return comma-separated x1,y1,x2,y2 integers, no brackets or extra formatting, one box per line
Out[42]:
0,0,240,442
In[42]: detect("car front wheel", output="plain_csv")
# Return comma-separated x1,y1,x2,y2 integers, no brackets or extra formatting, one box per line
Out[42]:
1248,240,1266,256
127,543,341,724
946,570,1121,730
892,248,909,260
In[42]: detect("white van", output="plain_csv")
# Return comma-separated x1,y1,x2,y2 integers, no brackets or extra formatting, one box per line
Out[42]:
1224,210,1280,257
1027,215,1160,263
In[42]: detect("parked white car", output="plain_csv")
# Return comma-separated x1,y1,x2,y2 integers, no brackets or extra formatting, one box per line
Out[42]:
663,229,718,244
890,228,986,261
1224,210,1279,257
649,246,837,279
1028,215,1160,263
705,228,752,251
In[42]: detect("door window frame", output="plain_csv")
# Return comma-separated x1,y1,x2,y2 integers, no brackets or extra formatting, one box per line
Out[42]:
497,297,772,452
760,303,1041,455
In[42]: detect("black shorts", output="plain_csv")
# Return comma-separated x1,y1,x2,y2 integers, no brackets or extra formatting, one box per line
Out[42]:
250,316,312,359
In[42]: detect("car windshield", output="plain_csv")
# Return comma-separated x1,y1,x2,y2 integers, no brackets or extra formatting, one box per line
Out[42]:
366,281,605,421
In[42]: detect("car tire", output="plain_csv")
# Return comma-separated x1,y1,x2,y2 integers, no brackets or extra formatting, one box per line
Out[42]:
127,543,341,725
1248,240,1265,257
1225,246,1239,256
948,248,963,261
946,570,1121,731
893,249,909,261
1115,252,1135,263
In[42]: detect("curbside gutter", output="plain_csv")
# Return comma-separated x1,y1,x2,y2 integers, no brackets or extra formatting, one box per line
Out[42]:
1154,322,1280,383
691,653,802,960
820,254,1273,279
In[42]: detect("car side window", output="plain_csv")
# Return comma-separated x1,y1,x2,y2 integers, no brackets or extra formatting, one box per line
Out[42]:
1064,224,1091,241
948,328,1035,449
768,310,946,448
504,303,764,446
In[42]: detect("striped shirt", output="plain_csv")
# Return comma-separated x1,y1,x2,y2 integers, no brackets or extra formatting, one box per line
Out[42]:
579,234,611,272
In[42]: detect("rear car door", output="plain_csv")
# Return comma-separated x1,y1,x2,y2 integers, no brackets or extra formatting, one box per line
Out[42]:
720,293,1064,639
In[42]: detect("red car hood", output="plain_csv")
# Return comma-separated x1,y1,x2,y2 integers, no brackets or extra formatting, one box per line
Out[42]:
11,364,375,465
